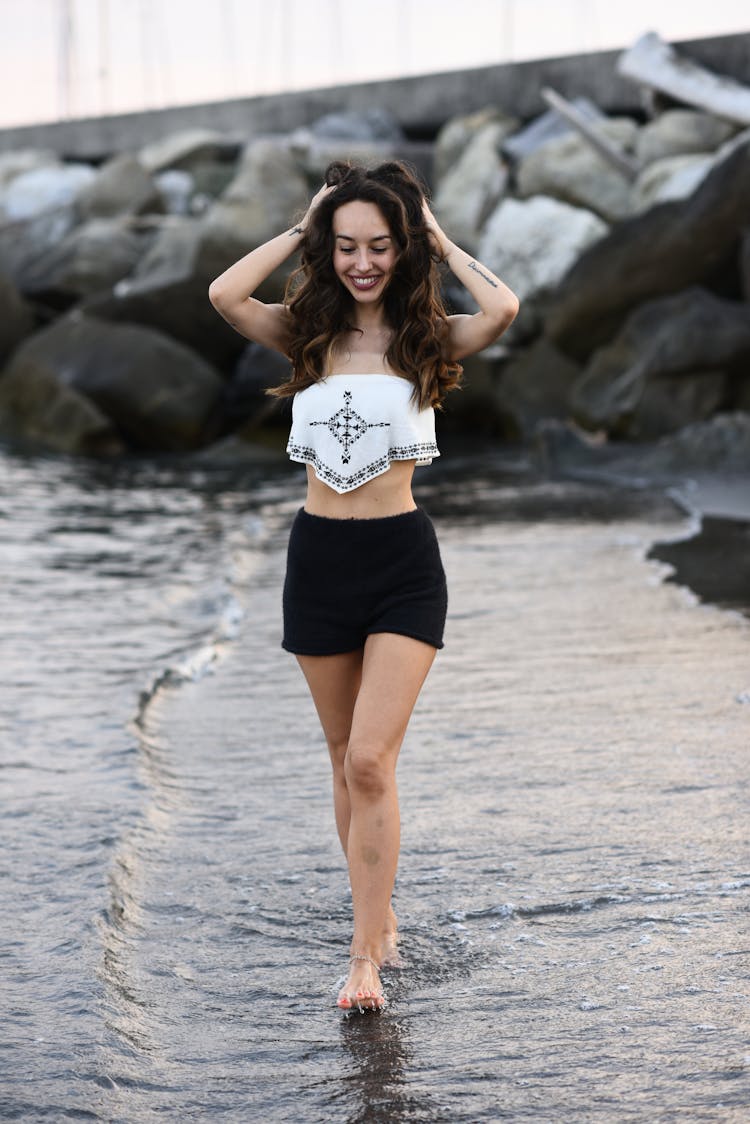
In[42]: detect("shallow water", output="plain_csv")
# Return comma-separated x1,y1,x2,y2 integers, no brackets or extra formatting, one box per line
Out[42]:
2,447,749,1122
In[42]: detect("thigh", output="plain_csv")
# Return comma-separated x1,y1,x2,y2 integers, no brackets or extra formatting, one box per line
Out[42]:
350,633,437,755
296,650,364,764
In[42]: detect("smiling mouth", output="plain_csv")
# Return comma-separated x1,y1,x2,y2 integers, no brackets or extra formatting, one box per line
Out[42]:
350,276,381,290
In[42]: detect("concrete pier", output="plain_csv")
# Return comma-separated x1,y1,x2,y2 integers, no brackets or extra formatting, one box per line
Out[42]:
1,32,748,160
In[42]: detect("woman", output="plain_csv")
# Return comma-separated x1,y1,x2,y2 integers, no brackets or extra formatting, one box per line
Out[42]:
209,161,518,1011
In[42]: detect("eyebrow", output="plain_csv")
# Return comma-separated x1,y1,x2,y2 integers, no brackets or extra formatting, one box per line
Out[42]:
335,233,392,243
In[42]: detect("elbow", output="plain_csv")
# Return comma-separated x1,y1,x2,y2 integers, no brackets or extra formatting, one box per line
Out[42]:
208,279,226,310
504,291,520,327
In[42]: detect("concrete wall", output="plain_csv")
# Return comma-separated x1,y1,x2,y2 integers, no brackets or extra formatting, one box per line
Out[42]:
1,31,749,160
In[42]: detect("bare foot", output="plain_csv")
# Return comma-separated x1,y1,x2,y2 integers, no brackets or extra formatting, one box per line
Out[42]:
337,955,386,1012
380,905,405,968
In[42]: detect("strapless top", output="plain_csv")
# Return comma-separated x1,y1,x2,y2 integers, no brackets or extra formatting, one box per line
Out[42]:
287,373,439,494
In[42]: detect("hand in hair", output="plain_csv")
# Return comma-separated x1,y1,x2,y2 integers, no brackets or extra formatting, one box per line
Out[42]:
421,198,450,259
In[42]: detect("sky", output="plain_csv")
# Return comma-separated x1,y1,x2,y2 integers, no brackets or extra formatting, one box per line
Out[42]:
0,0,748,128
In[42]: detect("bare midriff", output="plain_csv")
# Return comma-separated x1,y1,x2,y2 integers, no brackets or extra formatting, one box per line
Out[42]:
303,459,417,519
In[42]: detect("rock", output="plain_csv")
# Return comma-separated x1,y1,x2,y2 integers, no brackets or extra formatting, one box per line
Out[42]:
76,153,160,219
621,412,750,472
1,163,96,220
0,205,77,289
17,217,150,303
0,354,123,455
618,32,750,128
221,341,293,430
138,128,240,174
546,136,750,358
434,108,517,184
191,429,288,465
206,138,309,248
3,312,224,451
635,109,737,165
305,108,405,143
570,288,750,435
629,370,727,440
0,272,34,365
502,98,605,162
516,118,638,222
154,169,194,215
478,195,608,306
289,132,396,182
494,338,582,436
740,229,750,304
0,149,58,194
629,153,714,213
433,122,509,252
83,216,266,368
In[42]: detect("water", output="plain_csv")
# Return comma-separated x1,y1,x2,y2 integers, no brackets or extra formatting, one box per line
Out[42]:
2,445,749,1122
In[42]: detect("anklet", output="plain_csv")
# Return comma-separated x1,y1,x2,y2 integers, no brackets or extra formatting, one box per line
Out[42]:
349,954,380,973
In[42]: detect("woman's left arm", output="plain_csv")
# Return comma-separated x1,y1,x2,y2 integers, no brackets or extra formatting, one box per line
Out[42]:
423,201,519,360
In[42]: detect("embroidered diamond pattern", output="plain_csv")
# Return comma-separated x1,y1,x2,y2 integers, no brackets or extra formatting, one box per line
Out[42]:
309,389,389,464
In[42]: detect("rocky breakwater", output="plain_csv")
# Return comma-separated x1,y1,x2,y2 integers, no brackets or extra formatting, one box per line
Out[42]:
1,33,749,467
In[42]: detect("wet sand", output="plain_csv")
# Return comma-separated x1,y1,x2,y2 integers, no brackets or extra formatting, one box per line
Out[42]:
96,488,750,1122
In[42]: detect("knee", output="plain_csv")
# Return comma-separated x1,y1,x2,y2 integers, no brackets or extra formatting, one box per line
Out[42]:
327,733,350,776
344,740,394,797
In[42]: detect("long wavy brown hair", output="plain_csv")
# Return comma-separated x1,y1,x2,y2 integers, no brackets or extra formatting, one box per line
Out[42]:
268,160,462,409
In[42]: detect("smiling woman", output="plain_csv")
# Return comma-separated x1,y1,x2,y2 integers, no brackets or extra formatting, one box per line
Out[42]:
207,158,519,1013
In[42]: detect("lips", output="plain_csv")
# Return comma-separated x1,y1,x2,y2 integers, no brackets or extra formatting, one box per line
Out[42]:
350,275,381,290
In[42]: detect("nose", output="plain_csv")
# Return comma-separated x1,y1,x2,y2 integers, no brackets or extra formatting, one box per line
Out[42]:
354,246,372,272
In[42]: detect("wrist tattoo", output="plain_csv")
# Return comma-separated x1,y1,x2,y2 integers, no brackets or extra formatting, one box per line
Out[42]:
289,225,304,236
468,261,498,288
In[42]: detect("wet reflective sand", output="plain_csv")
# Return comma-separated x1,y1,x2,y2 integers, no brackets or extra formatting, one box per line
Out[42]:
2,452,749,1122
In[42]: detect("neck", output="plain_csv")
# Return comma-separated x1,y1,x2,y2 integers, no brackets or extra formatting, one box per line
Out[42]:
352,305,388,333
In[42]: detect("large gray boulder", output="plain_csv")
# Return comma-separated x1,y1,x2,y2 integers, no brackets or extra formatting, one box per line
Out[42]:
206,138,309,247
0,272,33,365
2,313,225,451
571,288,750,436
0,163,96,220
546,136,750,358
0,149,58,193
433,122,509,252
0,355,123,455
16,217,150,301
434,108,517,184
502,98,606,162
0,205,78,289
83,216,274,368
138,128,240,174
76,153,160,219
635,109,737,165
493,338,582,436
479,195,608,307
516,118,638,222
629,153,714,213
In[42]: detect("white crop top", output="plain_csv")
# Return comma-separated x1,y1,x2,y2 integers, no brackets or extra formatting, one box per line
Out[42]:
287,373,439,494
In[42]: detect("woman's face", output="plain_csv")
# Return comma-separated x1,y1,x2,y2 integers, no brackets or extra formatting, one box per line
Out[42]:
331,200,397,305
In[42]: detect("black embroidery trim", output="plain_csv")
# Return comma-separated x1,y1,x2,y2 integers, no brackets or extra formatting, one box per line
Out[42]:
308,389,390,464
287,441,439,492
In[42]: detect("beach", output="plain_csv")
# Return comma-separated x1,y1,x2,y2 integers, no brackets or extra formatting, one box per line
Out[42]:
2,446,749,1122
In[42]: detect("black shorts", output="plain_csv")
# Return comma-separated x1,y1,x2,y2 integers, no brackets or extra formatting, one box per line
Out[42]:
282,506,447,655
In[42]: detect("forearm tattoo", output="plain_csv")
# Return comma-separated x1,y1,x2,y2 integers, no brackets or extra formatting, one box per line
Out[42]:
468,260,498,288
289,225,304,236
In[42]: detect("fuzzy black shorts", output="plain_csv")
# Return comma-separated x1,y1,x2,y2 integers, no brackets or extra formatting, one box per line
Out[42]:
282,506,447,655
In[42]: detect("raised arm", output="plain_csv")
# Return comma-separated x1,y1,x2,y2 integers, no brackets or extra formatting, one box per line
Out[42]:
208,183,334,355
422,201,519,361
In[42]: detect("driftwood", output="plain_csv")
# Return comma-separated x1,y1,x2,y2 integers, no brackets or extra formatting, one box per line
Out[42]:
540,87,640,181
618,32,750,127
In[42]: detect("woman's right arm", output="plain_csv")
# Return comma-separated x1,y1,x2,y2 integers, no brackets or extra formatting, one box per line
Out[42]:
208,184,333,355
